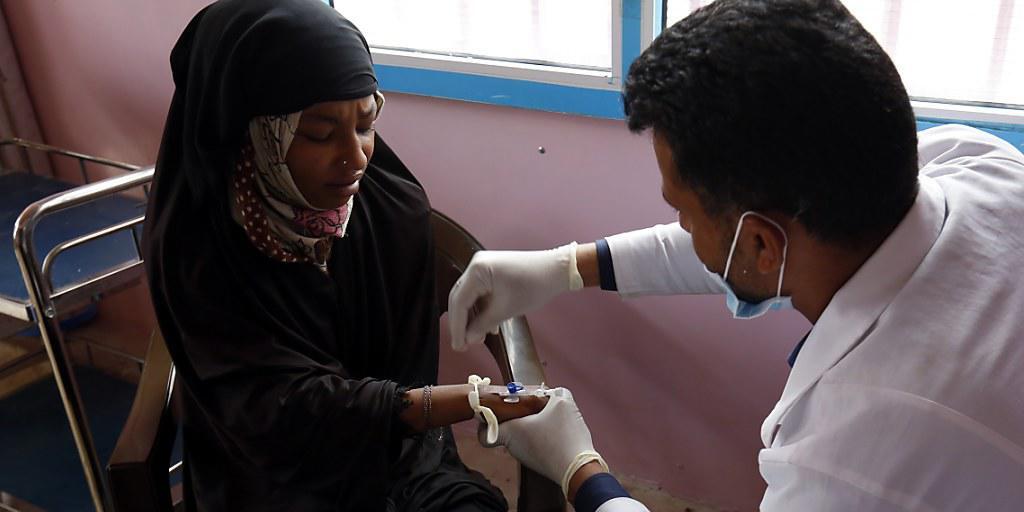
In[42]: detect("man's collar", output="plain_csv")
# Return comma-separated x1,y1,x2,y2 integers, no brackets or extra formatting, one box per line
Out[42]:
761,176,947,447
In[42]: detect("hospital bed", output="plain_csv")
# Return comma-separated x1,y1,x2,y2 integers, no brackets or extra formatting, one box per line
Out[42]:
0,138,152,511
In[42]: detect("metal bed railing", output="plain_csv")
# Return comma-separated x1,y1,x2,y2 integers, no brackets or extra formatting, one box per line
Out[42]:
1,138,153,511
0,139,145,327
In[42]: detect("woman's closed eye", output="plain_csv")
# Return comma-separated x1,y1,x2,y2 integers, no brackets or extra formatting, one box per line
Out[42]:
300,127,333,142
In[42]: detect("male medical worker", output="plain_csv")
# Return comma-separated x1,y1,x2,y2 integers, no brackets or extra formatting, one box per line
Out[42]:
447,0,1024,510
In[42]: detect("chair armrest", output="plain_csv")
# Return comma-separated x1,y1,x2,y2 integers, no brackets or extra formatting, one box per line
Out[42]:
485,319,567,512
107,330,178,512
429,208,566,511
484,316,545,386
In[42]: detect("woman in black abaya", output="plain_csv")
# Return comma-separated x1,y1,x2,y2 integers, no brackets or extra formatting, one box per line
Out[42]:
142,1,541,510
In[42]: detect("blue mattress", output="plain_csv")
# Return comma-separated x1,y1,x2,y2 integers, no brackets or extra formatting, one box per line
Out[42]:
0,172,145,307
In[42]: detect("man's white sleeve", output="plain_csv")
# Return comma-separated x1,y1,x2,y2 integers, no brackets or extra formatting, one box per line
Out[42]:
604,223,724,297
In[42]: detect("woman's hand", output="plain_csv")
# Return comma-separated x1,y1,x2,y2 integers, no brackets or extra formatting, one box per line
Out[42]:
481,393,548,423
483,388,607,499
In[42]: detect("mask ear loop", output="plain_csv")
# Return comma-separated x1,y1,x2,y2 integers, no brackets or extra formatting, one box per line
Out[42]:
722,211,753,281
774,226,788,298
749,213,788,299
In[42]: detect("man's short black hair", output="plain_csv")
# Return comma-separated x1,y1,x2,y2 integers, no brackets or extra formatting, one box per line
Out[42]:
624,0,919,246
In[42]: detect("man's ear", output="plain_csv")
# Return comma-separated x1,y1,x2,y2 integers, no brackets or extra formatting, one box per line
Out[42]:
748,216,787,275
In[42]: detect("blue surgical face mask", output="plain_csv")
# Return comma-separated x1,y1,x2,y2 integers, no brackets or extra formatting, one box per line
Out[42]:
703,211,792,319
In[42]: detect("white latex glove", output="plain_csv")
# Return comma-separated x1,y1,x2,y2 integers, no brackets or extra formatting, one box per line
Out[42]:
449,243,584,351
481,388,608,497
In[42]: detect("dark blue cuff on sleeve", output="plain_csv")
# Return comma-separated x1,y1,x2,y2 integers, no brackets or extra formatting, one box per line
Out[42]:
574,472,631,512
595,238,617,291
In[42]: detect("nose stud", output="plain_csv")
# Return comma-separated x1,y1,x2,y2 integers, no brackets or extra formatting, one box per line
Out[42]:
342,160,348,165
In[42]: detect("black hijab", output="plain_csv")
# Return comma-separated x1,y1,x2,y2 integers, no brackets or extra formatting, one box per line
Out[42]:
143,1,505,510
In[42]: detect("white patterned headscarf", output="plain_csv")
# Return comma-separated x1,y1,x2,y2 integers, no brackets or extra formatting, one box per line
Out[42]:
229,112,354,268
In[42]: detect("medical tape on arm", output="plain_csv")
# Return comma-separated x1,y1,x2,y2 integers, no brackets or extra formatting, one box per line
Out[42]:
468,375,500,444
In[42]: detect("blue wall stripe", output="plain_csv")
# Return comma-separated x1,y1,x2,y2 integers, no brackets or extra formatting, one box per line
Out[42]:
375,64,624,119
376,63,1024,149
917,120,1024,153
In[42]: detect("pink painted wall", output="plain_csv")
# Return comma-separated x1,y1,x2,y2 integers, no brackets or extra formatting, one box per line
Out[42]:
0,8,49,174
388,97,810,510
6,2,810,509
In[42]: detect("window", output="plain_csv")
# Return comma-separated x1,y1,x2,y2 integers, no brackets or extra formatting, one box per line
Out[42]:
327,0,1023,128
340,1,612,71
333,0,649,118
336,0,629,96
663,0,1024,110
664,0,714,28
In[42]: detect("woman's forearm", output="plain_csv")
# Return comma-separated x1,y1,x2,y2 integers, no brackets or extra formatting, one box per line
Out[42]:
399,384,545,432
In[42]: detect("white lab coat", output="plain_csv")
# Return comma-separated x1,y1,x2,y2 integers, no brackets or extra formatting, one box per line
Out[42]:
598,125,1024,511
